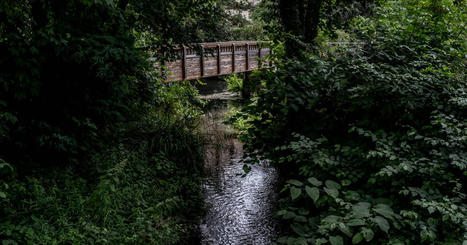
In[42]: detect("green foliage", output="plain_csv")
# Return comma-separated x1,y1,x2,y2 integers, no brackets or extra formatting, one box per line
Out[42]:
0,82,205,244
321,0,381,38
239,0,466,244
232,23,268,41
218,0,269,41
0,0,219,243
225,74,244,94
0,0,224,168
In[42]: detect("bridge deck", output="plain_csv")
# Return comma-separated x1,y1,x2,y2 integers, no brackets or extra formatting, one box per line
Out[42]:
156,41,271,81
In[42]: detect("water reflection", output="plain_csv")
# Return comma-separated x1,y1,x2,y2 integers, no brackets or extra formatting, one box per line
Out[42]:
201,157,278,245
199,79,278,244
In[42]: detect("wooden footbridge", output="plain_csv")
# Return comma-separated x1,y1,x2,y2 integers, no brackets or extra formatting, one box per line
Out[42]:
156,41,271,82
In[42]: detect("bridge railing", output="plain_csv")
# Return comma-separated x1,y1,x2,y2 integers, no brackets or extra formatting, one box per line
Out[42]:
155,41,272,82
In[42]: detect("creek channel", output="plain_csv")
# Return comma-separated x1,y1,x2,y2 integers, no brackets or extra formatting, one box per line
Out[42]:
196,79,278,245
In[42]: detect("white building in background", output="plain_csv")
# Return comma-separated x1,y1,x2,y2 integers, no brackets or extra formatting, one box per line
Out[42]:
226,0,260,21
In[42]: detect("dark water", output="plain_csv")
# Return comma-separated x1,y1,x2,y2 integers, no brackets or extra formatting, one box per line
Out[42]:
198,79,278,245
196,77,228,95
201,159,278,244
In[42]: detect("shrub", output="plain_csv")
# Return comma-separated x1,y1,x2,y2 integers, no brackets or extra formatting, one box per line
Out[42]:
0,82,205,244
225,74,244,94
240,0,466,244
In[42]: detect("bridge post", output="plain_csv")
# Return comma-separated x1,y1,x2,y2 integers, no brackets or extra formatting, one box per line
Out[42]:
232,43,235,73
245,43,249,71
200,45,205,77
182,45,187,80
160,59,165,74
269,47,272,67
217,44,221,74
258,45,262,68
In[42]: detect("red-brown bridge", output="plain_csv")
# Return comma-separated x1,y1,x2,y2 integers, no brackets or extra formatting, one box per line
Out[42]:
156,41,271,82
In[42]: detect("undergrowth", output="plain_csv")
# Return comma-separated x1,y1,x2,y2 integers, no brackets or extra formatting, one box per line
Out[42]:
0,82,205,244
235,1,467,244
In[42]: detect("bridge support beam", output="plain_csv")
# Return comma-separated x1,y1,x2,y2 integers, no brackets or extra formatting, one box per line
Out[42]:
217,44,221,75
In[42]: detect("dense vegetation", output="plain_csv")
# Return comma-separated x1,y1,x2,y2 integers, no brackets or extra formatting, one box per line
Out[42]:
234,0,466,244
0,0,225,243
2,0,466,244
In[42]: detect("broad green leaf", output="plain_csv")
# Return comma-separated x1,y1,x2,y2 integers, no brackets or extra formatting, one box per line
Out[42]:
0,192,6,199
323,215,340,224
290,187,302,200
347,218,366,226
277,237,288,244
361,227,374,241
315,238,328,245
352,202,371,218
291,223,308,237
294,215,307,223
389,238,405,245
307,177,322,186
373,216,390,233
344,191,361,201
284,211,296,219
352,233,363,244
305,186,319,203
288,237,299,245
324,187,339,198
295,237,307,245
329,236,344,245
373,204,395,219
2,240,18,245
338,223,353,237
325,180,341,190
287,179,303,186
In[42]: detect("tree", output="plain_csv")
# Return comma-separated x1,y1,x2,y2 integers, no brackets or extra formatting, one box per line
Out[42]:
277,0,379,57
0,0,225,169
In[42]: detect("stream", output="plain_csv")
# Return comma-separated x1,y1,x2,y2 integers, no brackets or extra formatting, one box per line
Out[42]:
197,79,278,245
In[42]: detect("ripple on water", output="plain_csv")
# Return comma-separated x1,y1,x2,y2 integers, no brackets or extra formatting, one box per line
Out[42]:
201,158,278,245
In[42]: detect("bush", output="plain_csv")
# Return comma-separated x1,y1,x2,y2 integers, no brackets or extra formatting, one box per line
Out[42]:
225,74,244,94
0,0,228,244
0,82,205,244
240,0,466,244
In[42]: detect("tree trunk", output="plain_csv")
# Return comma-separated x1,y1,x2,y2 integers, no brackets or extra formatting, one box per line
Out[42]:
278,0,323,57
279,0,302,57
304,0,323,43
